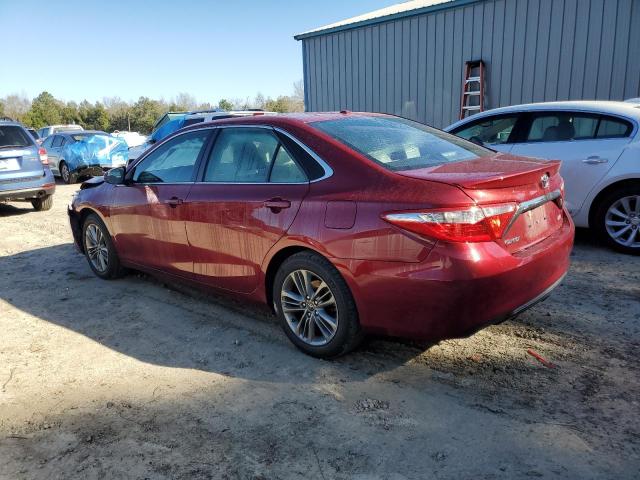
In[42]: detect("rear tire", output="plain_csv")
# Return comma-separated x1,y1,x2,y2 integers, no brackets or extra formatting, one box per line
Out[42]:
60,161,77,184
31,195,53,211
593,185,640,255
273,251,363,358
81,213,126,279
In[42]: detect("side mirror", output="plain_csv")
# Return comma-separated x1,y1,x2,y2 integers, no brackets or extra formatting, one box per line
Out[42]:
105,166,126,185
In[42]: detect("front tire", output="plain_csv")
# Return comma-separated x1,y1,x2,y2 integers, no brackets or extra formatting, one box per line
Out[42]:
593,185,640,255
81,213,126,279
273,251,363,358
60,161,77,184
31,195,53,211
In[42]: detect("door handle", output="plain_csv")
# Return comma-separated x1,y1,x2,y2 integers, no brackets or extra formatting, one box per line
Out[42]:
264,198,291,212
164,196,184,207
582,156,608,164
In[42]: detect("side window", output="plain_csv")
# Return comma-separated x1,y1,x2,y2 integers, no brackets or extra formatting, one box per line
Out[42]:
41,136,53,148
526,113,598,142
133,130,209,183
52,136,63,148
183,118,204,127
596,117,632,138
270,146,307,183
204,128,279,182
453,116,518,145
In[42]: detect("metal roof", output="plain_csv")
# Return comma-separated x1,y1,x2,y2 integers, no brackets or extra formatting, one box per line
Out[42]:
294,0,479,40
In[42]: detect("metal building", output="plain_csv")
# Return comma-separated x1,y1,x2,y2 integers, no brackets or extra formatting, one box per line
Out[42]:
295,0,640,128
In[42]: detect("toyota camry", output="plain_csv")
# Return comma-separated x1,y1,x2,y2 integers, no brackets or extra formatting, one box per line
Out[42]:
68,112,574,358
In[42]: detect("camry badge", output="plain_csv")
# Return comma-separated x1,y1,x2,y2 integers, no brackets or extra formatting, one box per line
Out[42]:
540,174,550,189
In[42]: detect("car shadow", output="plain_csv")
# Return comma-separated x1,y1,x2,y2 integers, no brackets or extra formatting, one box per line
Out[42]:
0,202,34,217
0,243,428,384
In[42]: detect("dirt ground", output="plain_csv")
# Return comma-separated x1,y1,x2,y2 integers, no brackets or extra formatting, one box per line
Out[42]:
1,182,639,479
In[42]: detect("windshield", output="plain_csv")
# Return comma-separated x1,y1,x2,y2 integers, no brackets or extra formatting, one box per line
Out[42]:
0,125,34,148
312,116,491,171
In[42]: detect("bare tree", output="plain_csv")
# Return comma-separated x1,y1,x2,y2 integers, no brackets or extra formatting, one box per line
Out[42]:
2,94,31,121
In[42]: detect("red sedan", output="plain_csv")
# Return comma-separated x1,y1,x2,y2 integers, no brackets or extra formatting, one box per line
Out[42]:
68,112,574,358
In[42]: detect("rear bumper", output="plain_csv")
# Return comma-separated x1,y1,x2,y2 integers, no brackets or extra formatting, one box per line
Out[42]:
0,171,56,201
72,162,125,178
336,212,575,341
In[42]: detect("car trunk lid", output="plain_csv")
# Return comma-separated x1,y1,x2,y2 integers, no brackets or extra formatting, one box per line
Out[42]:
396,153,565,252
0,146,44,181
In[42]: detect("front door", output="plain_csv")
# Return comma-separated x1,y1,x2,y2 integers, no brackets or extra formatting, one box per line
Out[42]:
109,129,211,276
185,127,309,293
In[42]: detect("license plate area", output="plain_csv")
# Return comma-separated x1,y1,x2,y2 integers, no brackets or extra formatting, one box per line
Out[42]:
0,158,20,171
502,202,563,252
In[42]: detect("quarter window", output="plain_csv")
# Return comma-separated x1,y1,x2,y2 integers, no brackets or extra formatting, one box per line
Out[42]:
52,136,64,148
270,146,307,183
133,130,209,183
453,115,518,145
596,117,632,138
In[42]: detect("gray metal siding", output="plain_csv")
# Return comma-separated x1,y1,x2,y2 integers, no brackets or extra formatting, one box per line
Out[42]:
301,0,640,128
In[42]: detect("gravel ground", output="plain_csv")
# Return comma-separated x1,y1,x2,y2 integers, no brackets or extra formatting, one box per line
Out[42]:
0,183,639,479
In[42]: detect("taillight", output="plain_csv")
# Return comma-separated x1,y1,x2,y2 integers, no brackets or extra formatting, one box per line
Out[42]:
382,203,517,242
38,147,48,165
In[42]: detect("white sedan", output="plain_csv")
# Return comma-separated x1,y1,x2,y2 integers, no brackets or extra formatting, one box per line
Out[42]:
446,101,640,254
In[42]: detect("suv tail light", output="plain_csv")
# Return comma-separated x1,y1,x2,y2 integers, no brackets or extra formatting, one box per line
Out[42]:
382,203,517,242
38,147,48,165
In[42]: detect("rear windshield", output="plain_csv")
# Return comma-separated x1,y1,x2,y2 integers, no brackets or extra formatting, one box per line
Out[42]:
0,125,34,148
56,125,83,132
311,116,491,171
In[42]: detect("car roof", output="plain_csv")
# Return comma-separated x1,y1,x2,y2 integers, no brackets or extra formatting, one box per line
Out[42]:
447,101,640,129
187,111,392,131
59,130,108,136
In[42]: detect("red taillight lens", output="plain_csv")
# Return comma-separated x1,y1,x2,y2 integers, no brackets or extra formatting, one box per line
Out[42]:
38,147,48,165
382,203,517,242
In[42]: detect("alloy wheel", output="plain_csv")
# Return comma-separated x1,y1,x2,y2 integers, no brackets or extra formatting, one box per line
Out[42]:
61,164,70,183
605,195,640,249
281,269,338,346
85,224,109,273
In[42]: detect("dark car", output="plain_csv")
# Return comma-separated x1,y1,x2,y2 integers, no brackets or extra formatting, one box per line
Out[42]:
42,131,128,184
68,112,574,358
0,121,55,211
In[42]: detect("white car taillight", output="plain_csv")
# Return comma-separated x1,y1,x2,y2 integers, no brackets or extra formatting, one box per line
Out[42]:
38,147,48,165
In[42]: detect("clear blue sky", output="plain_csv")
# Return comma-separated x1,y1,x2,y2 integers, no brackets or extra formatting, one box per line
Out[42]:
0,0,395,104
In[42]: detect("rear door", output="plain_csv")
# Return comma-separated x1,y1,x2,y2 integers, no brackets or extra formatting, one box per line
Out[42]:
46,135,64,173
0,125,42,182
509,112,634,215
184,126,309,293
110,129,212,275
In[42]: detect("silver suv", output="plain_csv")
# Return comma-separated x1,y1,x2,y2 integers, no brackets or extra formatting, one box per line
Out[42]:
0,121,56,211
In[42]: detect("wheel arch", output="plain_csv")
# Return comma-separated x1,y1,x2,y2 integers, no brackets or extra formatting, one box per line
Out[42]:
588,178,640,227
263,245,323,312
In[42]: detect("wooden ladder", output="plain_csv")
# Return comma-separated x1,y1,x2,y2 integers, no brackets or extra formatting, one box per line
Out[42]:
459,60,485,120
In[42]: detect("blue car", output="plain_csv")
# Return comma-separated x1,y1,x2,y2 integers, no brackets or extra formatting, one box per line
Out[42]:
42,131,129,184
0,120,55,211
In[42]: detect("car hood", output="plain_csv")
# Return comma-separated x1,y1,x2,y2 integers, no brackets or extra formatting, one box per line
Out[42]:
394,153,561,189
80,176,105,190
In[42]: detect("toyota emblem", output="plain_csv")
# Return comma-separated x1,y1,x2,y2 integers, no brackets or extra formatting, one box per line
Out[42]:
540,174,550,189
